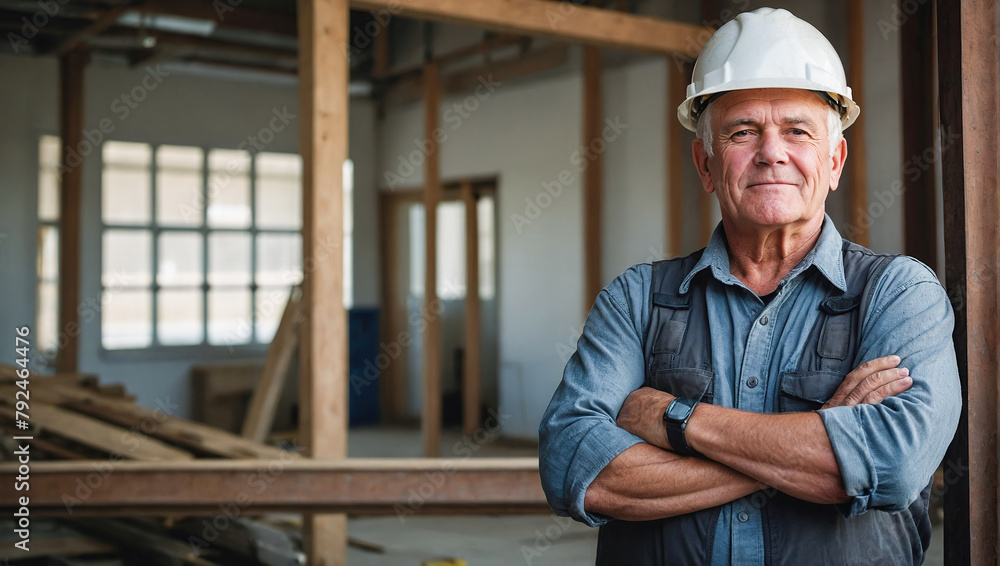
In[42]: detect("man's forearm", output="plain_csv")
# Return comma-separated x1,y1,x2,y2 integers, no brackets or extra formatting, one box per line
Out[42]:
685,404,848,504
585,442,766,521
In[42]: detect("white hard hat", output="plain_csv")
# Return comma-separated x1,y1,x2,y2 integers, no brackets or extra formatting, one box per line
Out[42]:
677,7,860,132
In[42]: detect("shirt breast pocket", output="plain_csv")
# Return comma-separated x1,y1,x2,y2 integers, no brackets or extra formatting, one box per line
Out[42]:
778,370,845,412
649,367,715,404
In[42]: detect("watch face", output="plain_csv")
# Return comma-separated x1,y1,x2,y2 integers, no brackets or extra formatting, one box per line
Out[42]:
666,400,691,421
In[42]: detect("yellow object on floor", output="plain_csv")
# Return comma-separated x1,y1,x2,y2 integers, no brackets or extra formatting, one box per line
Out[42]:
422,560,468,566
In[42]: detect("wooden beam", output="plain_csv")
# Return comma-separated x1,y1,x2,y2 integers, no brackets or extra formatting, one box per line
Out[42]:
378,194,407,421
1,384,287,459
298,0,350,563
56,48,87,374
937,0,1000,564
900,0,937,266
461,181,481,435
845,0,869,247
351,0,712,55
422,59,443,457
666,60,688,257
145,0,298,37
0,402,193,461
0,458,547,516
241,286,303,442
582,46,602,311
48,3,131,55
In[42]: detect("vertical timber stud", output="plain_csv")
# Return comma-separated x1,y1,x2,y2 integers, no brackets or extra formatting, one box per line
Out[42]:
56,49,87,374
938,0,1000,564
297,0,349,564
583,46,603,312
422,60,442,457
461,181,481,435
666,59,688,258
845,0,869,247
900,0,937,266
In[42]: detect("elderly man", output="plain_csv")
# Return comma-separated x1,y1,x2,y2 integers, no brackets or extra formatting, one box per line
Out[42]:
538,7,960,565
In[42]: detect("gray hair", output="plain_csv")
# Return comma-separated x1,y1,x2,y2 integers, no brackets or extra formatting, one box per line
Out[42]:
696,98,844,159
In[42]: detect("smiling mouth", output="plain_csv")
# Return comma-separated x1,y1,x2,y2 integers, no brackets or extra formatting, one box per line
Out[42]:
747,182,797,188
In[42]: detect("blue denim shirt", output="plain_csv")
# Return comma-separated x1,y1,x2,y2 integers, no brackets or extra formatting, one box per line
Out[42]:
538,215,961,565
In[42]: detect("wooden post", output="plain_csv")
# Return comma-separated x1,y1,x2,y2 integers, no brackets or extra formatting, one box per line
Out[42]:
461,181,481,435
583,46,603,312
900,0,937,266
937,0,999,564
56,49,87,374
845,0,869,247
378,195,407,422
297,0,349,563
422,60,442,457
666,60,688,258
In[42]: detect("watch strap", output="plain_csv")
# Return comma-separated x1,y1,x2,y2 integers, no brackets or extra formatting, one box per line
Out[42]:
663,397,699,457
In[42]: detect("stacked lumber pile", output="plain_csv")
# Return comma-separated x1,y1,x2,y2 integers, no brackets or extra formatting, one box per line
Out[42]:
0,365,304,565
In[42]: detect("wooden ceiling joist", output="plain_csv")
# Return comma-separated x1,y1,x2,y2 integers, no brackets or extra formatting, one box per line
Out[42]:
350,0,712,55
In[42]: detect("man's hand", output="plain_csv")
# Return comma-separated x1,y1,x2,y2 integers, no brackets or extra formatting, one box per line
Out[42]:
617,387,675,450
822,355,912,410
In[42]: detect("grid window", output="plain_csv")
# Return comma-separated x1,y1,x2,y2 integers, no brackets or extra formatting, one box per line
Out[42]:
37,136,354,353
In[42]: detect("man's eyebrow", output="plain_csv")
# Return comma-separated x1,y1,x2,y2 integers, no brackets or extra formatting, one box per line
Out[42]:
780,116,819,129
721,117,761,130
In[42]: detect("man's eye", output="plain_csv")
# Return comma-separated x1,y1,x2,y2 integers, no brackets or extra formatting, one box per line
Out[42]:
790,129,806,136
732,130,750,138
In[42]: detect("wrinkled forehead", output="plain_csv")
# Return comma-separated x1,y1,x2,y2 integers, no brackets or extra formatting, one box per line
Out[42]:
712,88,831,126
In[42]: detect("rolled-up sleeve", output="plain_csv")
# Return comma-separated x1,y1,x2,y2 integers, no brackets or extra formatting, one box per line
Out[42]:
819,257,962,517
538,268,648,526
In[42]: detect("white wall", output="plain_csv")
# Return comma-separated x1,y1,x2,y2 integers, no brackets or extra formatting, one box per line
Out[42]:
0,53,378,417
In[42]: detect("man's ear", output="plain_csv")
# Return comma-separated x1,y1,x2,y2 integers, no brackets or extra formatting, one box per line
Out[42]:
828,137,848,191
692,139,715,194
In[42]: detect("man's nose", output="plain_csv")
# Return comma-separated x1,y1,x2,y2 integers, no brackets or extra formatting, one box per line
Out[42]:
755,129,788,166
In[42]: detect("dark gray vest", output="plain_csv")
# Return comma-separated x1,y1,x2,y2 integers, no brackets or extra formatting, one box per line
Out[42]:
596,240,931,566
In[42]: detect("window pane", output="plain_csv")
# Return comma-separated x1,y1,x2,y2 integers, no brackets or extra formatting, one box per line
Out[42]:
256,233,301,286
102,289,152,349
409,204,424,298
256,152,301,229
207,149,251,228
158,289,203,345
39,136,60,221
103,229,151,287
102,142,151,225
158,232,202,287
208,232,251,286
37,281,58,352
255,286,291,343
37,225,59,281
208,289,251,345
437,201,466,300
157,145,203,227
477,195,496,300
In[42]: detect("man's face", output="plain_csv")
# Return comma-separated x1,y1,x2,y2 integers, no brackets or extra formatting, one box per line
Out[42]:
692,88,847,231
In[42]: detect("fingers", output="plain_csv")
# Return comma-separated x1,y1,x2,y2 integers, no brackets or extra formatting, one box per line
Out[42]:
844,367,912,407
826,355,903,408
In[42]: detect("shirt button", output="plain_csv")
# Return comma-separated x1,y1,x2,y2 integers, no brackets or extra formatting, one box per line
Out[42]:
759,315,769,326
747,377,759,388
738,511,750,523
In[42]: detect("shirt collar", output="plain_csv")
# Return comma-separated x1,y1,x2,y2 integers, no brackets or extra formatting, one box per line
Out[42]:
678,213,848,294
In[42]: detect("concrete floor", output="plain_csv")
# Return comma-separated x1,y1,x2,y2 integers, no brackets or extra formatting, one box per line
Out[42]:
342,426,945,565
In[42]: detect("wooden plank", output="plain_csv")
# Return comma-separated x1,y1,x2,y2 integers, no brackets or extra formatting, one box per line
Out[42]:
666,60,688,257
461,181,481,435
0,458,548,516
2,385,288,459
146,0,297,36
298,0,350,563
56,48,87,374
70,519,218,566
0,401,193,461
378,194,408,421
351,0,712,55
845,0,869,247
900,0,937,266
241,286,303,442
583,45,603,311
937,0,1000,564
422,59,443,457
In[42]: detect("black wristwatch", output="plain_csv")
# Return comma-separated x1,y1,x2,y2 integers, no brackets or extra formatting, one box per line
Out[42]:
663,397,700,456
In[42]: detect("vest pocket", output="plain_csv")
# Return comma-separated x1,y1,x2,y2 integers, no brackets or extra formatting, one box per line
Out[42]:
778,370,845,412
650,368,715,404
